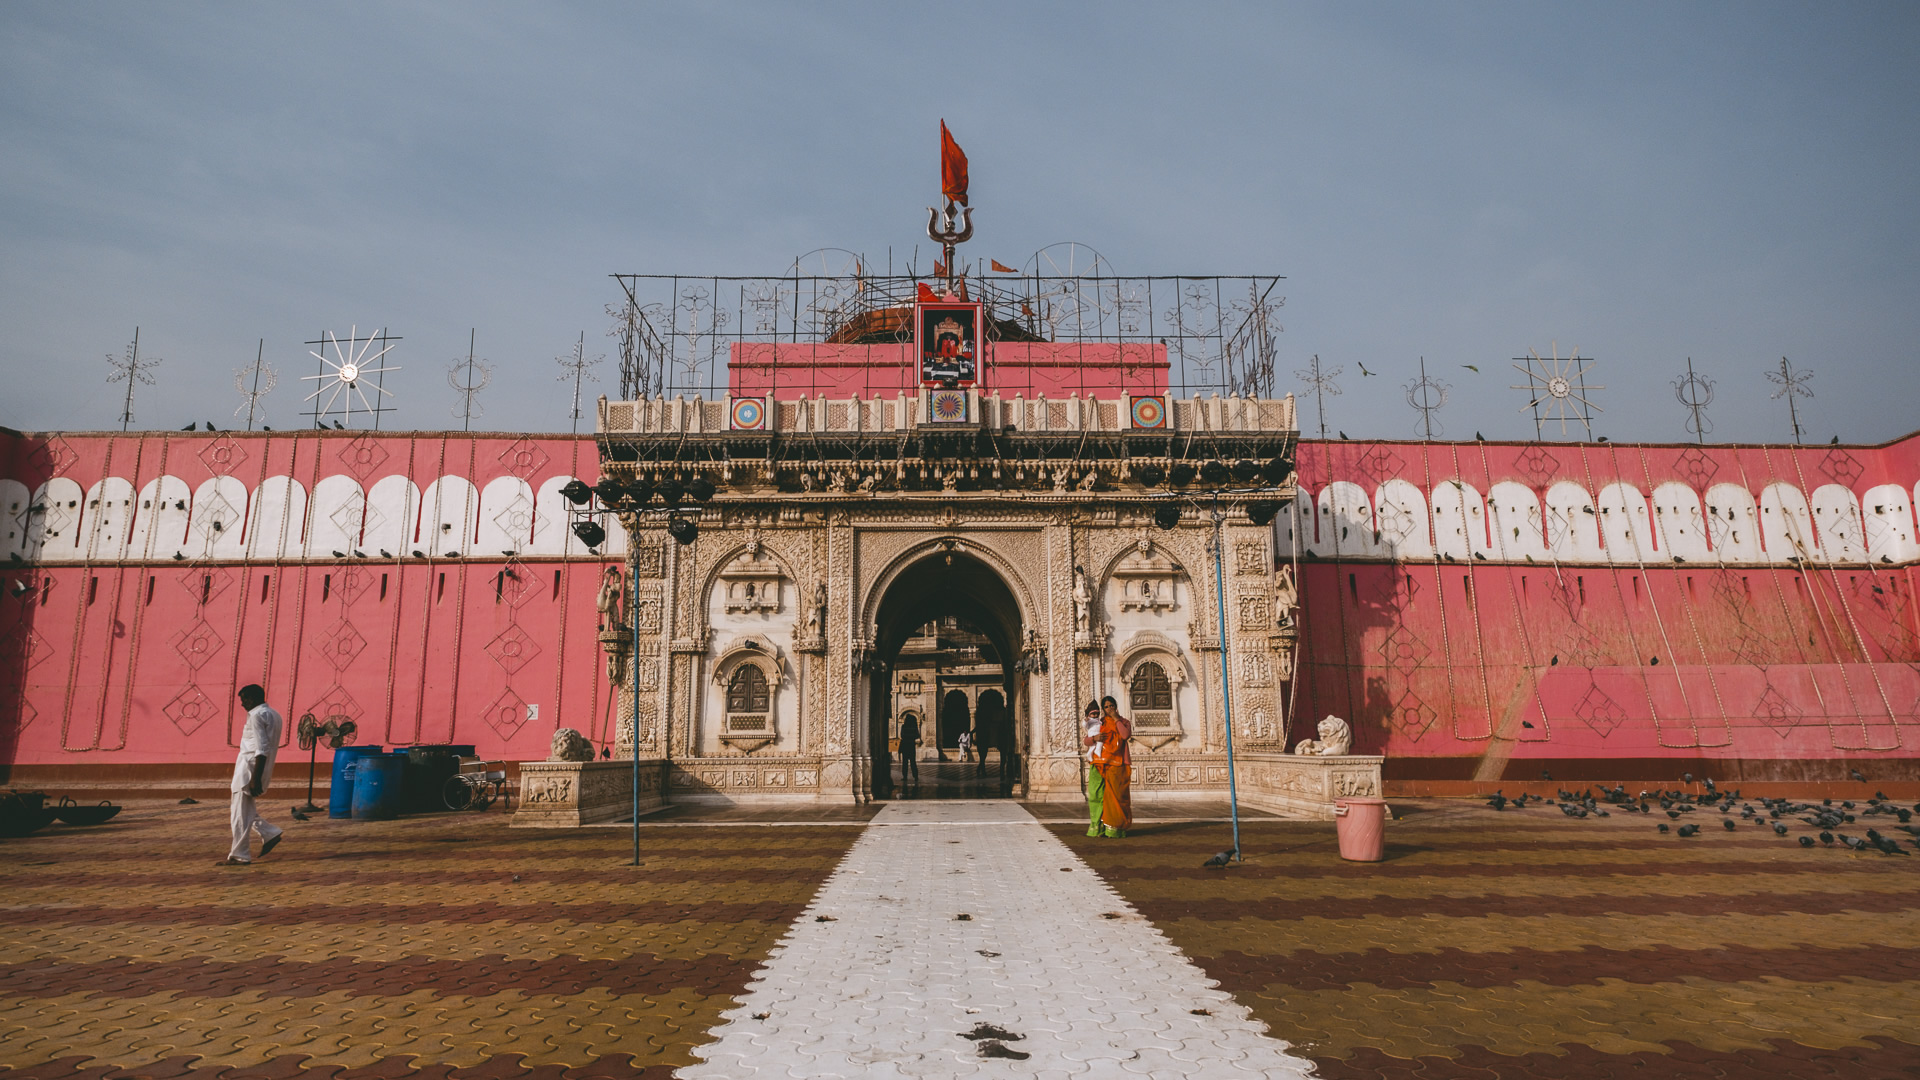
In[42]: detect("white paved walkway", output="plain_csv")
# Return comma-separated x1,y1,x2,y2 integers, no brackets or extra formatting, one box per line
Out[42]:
680,800,1316,1079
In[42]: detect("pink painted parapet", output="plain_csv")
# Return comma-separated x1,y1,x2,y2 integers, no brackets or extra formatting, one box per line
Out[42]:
1283,435,1920,783
0,430,621,775
728,341,1169,399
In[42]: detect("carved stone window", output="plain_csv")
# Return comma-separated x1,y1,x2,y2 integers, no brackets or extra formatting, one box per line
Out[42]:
1113,541,1182,613
1116,631,1188,749
1121,661,1167,718
727,665,769,716
719,549,785,615
711,635,786,752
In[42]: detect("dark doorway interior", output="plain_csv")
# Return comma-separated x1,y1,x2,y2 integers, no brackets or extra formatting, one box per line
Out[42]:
868,551,1023,800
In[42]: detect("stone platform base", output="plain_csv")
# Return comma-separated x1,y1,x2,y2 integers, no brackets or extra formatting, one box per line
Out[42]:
512,759,666,827
1234,752,1385,819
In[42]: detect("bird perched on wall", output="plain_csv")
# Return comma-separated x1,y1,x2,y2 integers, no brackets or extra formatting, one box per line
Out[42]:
1202,849,1237,868
1850,769,1867,782
333,420,346,430
181,422,196,431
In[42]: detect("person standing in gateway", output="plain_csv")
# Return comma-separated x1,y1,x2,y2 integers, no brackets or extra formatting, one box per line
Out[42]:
898,713,921,787
220,684,285,866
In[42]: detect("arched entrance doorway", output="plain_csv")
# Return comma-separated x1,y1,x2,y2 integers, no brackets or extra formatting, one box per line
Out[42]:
869,550,1025,799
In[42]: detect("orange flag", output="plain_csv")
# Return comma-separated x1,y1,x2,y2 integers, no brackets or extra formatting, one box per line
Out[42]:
917,282,940,303
933,259,947,278
940,120,969,207
990,259,1017,273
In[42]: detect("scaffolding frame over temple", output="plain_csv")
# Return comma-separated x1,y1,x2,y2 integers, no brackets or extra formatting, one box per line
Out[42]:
608,269,1285,403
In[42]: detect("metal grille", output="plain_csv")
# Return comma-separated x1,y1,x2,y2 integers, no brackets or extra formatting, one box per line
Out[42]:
610,273,1284,401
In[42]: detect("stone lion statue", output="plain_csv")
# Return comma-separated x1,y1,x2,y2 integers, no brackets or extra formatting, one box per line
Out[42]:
548,727,595,762
1293,715,1353,756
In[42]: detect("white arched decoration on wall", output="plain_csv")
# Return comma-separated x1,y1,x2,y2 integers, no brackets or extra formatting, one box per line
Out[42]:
1862,483,1917,563
245,476,308,560
305,475,366,557
1809,484,1868,564
1486,481,1545,561
25,478,85,562
1596,482,1654,563
189,476,250,560
128,475,193,561
421,475,480,558
1273,485,1312,558
476,476,537,556
1315,481,1381,558
1543,481,1601,561
1703,483,1764,563
363,475,421,556
1759,482,1819,564
1430,479,1487,560
1650,481,1710,561
1374,478,1433,559
79,477,136,562
0,479,30,562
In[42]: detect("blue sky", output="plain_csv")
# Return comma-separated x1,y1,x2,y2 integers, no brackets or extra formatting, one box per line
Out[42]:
2,2,1915,443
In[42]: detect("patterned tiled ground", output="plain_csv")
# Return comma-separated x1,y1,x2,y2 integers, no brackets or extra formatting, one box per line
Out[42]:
1056,799,1920,1080
0,801,860,1080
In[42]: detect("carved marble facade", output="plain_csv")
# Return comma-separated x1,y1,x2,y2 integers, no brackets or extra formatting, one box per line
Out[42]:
590,392,1299,804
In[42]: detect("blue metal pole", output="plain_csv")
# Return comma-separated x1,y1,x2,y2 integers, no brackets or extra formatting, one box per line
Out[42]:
631,545,642,866
1211,492,1243,861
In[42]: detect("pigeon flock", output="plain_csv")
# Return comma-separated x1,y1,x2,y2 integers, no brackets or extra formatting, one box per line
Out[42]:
1485,774,1918,856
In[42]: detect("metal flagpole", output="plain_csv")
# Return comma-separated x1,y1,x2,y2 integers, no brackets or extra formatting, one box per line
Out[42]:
1211,491,1243,861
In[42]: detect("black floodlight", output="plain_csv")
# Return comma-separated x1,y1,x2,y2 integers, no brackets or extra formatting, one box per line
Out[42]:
559,479,593,506
592,478,626,505
1261,456,1289,484
658,479,685,507
571,520,607,550
667,515,699,545
1168,463,1197,487
1231,459,1260,483
1199,461,1231,485
1135,464,1167,488
1246,502,1281,527
686,475,716,502
1153,503,1183,531
626,480,655,505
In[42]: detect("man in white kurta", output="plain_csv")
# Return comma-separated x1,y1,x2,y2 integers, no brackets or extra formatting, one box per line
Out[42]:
223,684,285,866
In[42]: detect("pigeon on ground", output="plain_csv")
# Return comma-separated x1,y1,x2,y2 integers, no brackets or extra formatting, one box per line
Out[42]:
179,797,197,805
1773,823,1789,836
1486,792,1508,811
1849,769,1866,782
1840,834,1868,851
1678,824,1699,837
1657,824,1670,833
1798,836,1815,847
1820,831,1834,845
290,807,310,821
1202,850,1237,868
1723,819,1737,831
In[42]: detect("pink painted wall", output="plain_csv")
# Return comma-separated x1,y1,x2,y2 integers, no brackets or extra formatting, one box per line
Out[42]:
4,426,1917,781
0,431,620,770
727,341,1169,398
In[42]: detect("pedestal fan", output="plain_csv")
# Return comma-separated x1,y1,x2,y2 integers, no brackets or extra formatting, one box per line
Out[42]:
296,713,358,813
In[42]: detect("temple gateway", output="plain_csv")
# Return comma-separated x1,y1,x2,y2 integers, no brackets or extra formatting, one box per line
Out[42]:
524,254,1320,819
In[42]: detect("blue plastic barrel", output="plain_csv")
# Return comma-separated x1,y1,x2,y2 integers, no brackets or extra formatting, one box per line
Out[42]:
350,753,407,820
328,745,384,819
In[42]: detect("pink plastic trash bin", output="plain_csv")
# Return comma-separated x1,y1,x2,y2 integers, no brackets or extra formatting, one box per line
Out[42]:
1333,796,1388,862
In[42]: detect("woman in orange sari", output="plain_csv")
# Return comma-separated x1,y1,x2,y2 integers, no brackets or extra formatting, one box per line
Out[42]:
1093,694,1132,837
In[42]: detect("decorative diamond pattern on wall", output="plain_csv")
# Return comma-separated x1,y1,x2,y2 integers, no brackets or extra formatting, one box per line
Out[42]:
1673,446,1718,488
485,623,541,674
169,619,225,670
1389,690,1438,741
178,565,235,607
1819,448,1863,487
197,436,248,476
1753,683,1803,738
1573,682,1626,739
163,684,219,736
480,686,530,739
338,435,389,480
1515,445,1561,489
498,437,550,479
312,619,368,669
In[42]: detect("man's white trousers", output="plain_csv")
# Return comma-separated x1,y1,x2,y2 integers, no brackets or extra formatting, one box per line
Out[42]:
228,791,282,862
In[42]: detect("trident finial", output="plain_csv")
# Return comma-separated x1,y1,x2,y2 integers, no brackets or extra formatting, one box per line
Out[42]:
926,202,973,292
